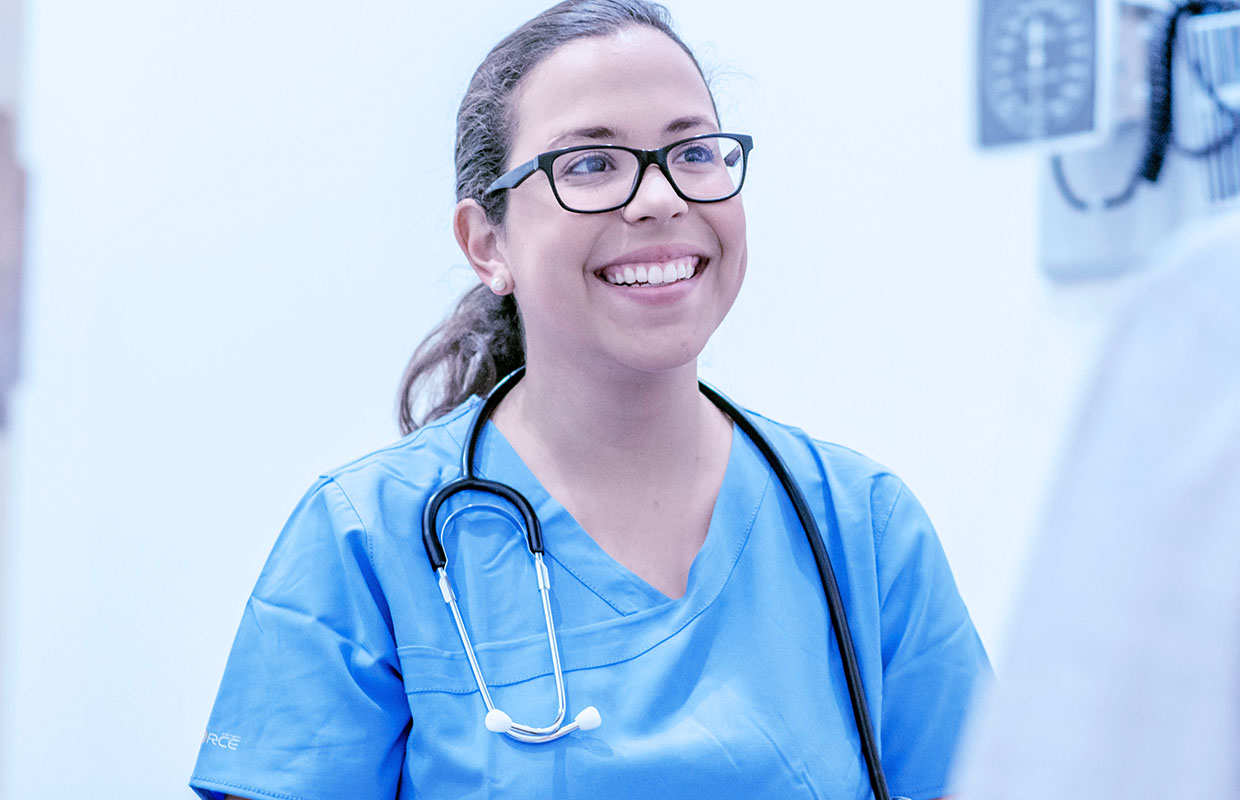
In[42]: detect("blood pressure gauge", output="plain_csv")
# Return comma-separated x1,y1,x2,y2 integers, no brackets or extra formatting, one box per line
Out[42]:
977,0,1110,149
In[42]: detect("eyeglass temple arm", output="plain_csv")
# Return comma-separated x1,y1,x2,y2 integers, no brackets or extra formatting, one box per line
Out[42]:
486,155,540,194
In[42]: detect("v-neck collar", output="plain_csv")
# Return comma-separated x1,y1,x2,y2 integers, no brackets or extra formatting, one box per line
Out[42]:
472,416,769,618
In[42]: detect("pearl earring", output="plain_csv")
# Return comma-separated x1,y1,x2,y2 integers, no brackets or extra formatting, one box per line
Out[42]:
490,275,508,293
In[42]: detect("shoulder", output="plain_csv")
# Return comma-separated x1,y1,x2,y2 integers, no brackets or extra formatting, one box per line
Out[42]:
740,406,894,480
283,398,482,543
324,397,479,486
326,398,478,496
252,399,484,606
739,406,910,542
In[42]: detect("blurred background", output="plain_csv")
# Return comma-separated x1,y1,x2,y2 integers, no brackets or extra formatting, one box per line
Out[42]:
0,0,1159,796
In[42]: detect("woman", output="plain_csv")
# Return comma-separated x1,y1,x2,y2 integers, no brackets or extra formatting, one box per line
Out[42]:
191,2,988,798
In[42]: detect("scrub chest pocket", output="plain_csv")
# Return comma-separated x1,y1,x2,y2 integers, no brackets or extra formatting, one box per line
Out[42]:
395,613,871,799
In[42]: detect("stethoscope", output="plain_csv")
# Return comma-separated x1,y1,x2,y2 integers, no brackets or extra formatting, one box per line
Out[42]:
421,367,895,800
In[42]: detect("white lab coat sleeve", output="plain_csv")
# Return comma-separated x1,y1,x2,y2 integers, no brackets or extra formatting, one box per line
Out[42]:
953,219,1240,799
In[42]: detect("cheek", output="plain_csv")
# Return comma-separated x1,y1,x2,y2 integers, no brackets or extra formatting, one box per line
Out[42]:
712,200,748,277
503,198,599,278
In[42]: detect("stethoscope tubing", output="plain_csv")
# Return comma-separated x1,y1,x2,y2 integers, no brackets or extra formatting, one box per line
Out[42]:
698,382,890,800
422,367,891,799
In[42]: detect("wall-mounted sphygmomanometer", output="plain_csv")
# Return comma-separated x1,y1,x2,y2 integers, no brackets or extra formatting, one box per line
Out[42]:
975,1,1240,279
976,0,1112,151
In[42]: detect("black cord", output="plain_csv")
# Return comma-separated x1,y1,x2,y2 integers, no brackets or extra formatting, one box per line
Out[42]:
1051,136,1144,211
1052,1,1240,212
1171,24,1240,157
459,370,894,798
1141,1,1240,180
698,383,892,800
1048,4,1165,212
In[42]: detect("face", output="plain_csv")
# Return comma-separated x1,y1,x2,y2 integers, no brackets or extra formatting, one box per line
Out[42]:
477,27,748,382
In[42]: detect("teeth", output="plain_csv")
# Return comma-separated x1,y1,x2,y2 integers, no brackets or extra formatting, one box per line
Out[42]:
599,256,701,287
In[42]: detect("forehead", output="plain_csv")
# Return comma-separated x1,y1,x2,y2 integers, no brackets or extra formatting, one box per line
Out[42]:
509,27,717,154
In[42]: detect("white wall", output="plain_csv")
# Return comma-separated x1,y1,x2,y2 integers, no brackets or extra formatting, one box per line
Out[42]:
0,0,18,107
2,1,1141,797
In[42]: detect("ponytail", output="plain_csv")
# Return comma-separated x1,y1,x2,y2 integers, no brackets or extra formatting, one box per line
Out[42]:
397,285,524,435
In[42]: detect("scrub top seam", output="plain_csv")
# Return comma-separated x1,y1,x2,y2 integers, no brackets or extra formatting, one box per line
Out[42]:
476,414,748,617
324,476,375,567
468,419,639,616
399,468,772,687
872,479,905,553
545,550,631,616
322,435,428,476
189,775,308,800
320,398,477,478
563,467,770,675
442,414,467,452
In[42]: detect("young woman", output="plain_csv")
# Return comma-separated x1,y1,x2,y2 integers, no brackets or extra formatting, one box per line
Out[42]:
191,2,988,798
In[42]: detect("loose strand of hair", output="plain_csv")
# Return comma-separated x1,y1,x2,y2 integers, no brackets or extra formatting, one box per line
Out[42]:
397,286,524,434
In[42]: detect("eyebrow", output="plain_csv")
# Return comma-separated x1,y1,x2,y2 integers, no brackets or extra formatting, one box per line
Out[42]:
663,115,716,135
547,126,619,148
546,116,718,149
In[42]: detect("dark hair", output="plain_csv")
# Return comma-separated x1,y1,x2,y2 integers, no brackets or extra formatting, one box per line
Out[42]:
397,0,713,434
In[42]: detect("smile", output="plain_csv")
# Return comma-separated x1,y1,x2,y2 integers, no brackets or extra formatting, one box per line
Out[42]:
597,255,700,287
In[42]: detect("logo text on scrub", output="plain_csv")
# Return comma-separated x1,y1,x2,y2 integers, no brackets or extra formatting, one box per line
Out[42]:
203,730,241,750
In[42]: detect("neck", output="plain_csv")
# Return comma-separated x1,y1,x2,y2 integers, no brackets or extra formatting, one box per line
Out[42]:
489,352,735,600
491,355,723,489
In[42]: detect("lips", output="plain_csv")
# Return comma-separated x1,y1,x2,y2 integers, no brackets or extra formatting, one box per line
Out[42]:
598,255,700,287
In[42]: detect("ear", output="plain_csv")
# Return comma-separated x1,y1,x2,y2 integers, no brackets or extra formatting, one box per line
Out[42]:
454,199,513,295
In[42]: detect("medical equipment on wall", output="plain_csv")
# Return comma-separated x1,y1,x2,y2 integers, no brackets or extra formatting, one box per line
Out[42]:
1175,7,1240,205
975,0,1113,151
421,367,898,800
975,0,1240,279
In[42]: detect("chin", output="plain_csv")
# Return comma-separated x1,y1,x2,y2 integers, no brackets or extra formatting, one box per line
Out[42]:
608,332,712,377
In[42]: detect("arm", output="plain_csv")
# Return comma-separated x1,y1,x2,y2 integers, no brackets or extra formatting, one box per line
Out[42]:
190,479,409,800
871,477,991,800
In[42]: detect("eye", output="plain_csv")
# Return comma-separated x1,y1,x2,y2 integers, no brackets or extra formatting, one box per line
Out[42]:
676,144,717,164
558,150,618,178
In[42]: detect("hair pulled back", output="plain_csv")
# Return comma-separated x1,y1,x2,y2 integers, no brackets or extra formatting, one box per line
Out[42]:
397,0,710,434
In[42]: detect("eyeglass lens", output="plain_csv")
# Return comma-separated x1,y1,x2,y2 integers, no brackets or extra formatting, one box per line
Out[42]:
550,135,745,212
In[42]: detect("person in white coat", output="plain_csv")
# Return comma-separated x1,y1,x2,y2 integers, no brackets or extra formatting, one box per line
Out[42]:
954,3,1240,797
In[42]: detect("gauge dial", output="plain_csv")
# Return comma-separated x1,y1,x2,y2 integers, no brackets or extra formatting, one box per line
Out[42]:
979,0,1099,146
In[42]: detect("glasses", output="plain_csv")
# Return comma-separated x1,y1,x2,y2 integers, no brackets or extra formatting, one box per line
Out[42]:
486,133,754,214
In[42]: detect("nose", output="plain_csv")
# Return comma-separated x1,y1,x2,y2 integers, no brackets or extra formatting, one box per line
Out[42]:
621,163,688,223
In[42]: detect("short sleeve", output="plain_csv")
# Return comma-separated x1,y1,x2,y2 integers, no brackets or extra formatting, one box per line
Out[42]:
190,478,410,800
874,479,991,800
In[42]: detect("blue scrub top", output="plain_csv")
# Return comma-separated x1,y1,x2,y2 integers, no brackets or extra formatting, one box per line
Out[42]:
191,397,989,800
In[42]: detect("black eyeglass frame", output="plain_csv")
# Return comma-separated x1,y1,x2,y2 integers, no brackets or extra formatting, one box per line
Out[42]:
485,132,754,214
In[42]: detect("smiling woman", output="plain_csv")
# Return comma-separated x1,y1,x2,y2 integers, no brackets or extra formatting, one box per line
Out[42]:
190,2,989,799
